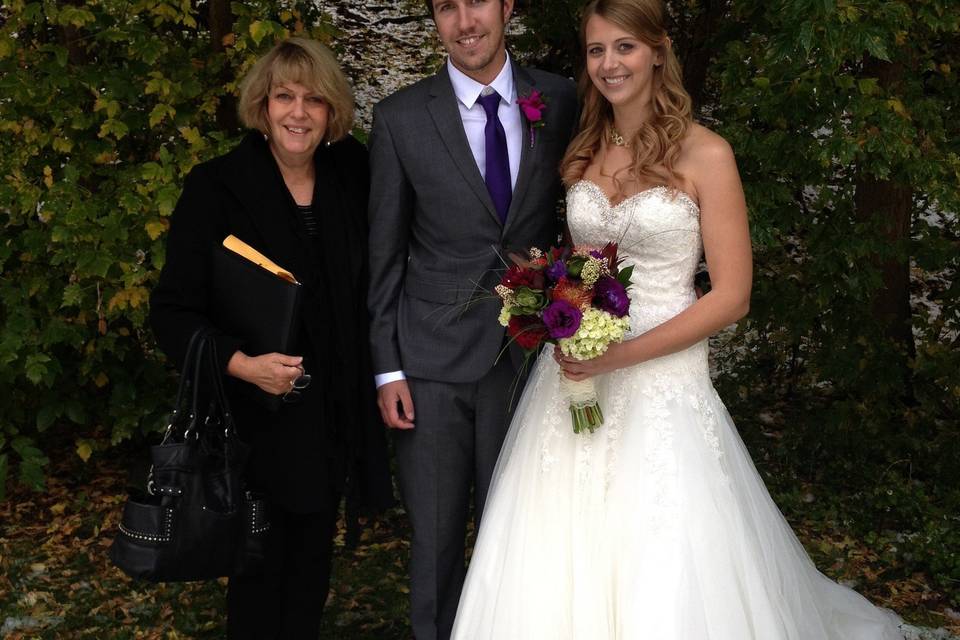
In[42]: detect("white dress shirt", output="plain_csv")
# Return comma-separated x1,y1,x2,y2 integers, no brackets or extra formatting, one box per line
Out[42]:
375,55,523,389
447,54,523,189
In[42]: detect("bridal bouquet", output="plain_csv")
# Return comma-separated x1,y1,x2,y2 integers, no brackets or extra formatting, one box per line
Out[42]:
496,243,633,434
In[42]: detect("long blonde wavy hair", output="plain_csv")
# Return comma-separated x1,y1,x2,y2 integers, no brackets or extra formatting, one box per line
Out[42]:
560,0,692,193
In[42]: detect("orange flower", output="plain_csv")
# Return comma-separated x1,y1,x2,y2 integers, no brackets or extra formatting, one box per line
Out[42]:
550,277,592,309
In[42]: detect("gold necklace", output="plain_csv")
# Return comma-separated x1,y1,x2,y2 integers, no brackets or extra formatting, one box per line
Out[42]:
609,125,630,147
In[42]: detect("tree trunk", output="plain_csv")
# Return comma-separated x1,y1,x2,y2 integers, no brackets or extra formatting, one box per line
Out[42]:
854,56,915,396
208,0,239,132
676,0,729,115
854,176,915,357
58,0,89,65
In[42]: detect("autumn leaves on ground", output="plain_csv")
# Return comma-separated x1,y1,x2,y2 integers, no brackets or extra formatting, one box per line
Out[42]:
0,438,411,639
1,434,958,639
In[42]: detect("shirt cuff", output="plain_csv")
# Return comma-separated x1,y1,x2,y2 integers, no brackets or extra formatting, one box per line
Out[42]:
374,370,406,388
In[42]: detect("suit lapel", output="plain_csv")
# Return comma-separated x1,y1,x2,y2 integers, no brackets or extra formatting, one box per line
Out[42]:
426,66,502,227
504,65,541,236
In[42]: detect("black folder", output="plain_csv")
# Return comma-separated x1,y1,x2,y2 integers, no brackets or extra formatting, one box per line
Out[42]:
210,237,302,411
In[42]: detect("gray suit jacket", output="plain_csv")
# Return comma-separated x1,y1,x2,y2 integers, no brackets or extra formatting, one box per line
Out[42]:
368,62,578,383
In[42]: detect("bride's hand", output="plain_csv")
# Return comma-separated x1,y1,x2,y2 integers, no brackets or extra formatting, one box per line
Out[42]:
553,342,630,381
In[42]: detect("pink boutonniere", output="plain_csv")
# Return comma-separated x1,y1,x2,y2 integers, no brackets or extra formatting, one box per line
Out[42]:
517,89,547,149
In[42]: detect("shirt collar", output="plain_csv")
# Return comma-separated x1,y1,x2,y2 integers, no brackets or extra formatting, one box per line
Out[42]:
447,53,516,110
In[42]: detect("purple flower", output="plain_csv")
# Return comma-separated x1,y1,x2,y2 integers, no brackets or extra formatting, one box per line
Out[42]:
545,260,567,282
593,277,630,317
589,249,604,258
542,300,582,339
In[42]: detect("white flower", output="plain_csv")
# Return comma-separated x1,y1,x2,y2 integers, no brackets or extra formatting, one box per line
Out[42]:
558,308,629,360
495,284,514,302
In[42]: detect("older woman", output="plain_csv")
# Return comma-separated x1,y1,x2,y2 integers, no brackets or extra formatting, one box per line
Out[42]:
149,37,390,638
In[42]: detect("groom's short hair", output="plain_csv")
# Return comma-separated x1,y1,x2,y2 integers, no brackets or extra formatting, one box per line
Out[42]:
424,0,504,17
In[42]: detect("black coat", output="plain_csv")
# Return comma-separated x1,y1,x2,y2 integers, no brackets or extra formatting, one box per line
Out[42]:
149,132,392,514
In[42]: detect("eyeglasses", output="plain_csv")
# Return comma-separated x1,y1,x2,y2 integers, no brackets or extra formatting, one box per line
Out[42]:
282,372,312,404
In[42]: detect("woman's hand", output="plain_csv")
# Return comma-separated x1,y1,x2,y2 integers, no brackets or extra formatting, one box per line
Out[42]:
553,342,632,381
226,351,303,396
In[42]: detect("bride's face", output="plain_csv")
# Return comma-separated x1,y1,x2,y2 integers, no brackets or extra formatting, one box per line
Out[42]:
584,15,662,113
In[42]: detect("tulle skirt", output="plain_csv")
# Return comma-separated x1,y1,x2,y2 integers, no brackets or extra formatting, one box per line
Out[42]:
451,343,904,640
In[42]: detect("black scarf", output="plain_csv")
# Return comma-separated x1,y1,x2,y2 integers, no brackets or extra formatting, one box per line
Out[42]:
248,133,369,442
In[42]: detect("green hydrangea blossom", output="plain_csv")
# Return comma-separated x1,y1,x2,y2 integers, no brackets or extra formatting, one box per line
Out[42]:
558,308,630,360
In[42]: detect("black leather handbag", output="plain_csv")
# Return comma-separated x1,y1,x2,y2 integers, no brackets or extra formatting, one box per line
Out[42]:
109,330,270,582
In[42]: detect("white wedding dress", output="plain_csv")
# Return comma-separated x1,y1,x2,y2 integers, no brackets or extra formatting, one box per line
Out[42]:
450,180,905,639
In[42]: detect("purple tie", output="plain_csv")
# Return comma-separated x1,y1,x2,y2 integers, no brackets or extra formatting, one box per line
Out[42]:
477,90,511,224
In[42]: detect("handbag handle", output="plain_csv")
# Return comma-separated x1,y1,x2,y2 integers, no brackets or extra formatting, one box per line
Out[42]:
152,328,208,493
181,335,209,440
162,328,208,443
203,337,237,436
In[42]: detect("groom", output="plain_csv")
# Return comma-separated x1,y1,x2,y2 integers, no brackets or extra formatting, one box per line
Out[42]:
367,0,577,637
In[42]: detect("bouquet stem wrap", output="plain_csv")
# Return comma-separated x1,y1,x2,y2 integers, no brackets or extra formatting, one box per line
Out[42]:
560,376,604,434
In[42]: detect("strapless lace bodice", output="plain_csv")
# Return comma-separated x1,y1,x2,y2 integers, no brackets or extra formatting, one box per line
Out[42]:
567,180,702,337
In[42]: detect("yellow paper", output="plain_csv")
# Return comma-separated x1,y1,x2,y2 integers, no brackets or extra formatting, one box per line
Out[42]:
222,235,298,284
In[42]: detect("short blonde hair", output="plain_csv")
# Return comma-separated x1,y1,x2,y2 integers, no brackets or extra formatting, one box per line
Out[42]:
238,37,354,143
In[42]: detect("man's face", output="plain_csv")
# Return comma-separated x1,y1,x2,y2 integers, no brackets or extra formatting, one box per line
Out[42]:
432,0,513,84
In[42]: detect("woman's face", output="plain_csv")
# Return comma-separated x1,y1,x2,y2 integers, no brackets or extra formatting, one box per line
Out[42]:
584,14,662,114
266,82,329,163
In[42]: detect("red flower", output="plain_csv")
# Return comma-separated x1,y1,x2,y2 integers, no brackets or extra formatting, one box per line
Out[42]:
517,89,546,125
501,265,536,289
507,315,547,351
517,90,548,148
501,264,546,290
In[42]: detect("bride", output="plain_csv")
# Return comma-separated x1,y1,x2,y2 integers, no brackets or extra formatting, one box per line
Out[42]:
450,0,906,638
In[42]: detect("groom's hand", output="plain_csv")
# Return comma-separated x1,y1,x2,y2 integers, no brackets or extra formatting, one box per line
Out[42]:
377,380,416,429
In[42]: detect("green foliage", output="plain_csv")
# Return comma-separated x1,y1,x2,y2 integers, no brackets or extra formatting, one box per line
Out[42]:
713,0,959,446
715,0,960,600
0,0,336,496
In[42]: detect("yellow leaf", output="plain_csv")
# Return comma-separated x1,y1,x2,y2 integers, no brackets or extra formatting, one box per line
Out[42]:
887,98,909,119
249,20,272,45
43,165,53,188
52,137,73,153
178,126,202,146
107,290,127,311
77,441,93,463
94,372,109,388
109,286,150,312
50,502,67,515
128,287,149,308
149,104,176,128
940,63,951,75
145,219,168,240
221,32,236,47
